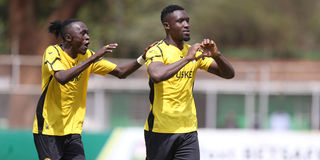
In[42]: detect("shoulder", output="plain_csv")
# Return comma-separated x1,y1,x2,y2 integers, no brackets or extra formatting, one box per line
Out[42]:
147,40,169,55
86,49,95,57
44,45,61,58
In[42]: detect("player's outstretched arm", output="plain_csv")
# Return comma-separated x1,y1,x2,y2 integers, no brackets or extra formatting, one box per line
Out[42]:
148,43,201,83
109,42,158,79
200,39,234,79
54,44,118,85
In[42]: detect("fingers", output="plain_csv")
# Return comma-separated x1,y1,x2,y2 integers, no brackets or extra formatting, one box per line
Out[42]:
142,41,159,59
201,38,215,48
103,43,118,52
144,41,158,53
105,43,118,49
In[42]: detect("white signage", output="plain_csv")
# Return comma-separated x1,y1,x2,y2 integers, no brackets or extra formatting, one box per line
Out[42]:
97,128,320,160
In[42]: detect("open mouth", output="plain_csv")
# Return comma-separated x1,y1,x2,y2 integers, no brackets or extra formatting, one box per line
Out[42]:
84,42,89,50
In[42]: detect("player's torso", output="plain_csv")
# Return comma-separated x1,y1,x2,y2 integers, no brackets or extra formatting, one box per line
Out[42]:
149,43,198,133
156,43,198,100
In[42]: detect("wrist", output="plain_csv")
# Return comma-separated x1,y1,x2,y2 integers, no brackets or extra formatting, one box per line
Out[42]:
137,55,146,65
185,56,194,62
212,51,222,59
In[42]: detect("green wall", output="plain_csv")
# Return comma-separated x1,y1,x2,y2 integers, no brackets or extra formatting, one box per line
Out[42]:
0,129,112,160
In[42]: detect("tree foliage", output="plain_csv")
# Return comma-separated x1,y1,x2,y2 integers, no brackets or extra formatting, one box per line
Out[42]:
2,0,320,59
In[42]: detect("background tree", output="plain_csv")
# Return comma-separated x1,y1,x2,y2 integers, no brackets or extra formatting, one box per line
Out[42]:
2,0,320,127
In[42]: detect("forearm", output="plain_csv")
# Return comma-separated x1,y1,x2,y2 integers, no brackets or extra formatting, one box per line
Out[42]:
149,58,190,83
54,55,98,84
209,54,235,79
113,60,142,79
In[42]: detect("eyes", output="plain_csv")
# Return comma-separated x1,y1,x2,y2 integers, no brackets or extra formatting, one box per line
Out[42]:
177,18,190,24
80,30,89,37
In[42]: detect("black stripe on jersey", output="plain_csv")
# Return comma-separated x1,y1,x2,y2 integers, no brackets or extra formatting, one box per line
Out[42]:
90,50,103,63
147,79,155,131
44,58,60,71
53,45,60,57
147,55,162,63
36,75,53,134
162,39,169,46
94,58,103,63
90,49,104,63
148,79,155,105
147,109,155,132
156,45,163,57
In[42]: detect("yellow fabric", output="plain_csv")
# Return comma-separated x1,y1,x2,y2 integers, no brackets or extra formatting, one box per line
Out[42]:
144,40,214,133
33,45,117,136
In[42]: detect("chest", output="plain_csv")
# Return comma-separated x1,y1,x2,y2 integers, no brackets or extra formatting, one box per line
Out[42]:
162,50,198,80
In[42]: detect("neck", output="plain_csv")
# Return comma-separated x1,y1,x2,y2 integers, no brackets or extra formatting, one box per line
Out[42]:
61,42,77,59
165,36,184,50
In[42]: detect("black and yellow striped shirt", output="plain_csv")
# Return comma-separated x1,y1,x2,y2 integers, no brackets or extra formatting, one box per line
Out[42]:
33,45,116,136
144,40,214,133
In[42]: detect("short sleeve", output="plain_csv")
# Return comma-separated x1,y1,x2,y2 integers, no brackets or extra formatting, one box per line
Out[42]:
145,46,163,67
43,46,65,75
90,50,117,75
198,52,214,71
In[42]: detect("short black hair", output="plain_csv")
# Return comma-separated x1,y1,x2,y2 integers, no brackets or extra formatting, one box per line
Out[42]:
161,5,185,23
48,19,80,40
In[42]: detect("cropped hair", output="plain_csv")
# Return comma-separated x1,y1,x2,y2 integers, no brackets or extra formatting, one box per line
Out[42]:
48,19,80,40
161,5,184,23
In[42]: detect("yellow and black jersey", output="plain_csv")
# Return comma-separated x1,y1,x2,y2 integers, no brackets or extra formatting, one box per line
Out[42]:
33,44,117,136
144,40,214,133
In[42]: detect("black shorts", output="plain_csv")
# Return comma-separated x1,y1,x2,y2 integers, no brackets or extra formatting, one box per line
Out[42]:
33,133,85,160
144,131,200,160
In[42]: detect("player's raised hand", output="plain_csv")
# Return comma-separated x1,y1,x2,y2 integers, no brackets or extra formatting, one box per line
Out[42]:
142,41,159,59
95,43,118,58
199,38,221,59
186,43,201,61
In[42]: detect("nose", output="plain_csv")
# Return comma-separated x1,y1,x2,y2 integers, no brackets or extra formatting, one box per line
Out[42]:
183,21,190,28
84,33,90,41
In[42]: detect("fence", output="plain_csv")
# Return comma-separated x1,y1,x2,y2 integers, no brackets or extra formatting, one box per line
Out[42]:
1,55,320,131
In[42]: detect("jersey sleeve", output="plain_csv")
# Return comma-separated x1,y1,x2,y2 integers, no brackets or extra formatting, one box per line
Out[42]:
89,50,117,75
43,46,65,75
145,46,163,68
197,51,214,71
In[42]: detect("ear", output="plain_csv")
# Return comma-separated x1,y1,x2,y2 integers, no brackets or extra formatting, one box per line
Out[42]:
163,22,170,30
64,33,72,42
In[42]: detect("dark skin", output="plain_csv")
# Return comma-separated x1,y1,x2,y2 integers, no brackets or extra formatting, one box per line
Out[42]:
54,21,152,85
148,10,234,83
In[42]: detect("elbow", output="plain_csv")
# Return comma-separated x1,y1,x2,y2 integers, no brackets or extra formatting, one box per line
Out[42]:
56,78,68,85
150,73,163,83
225,74,235,79
54,71,70,85
54,75,68,85
116,71,128,79
224,70,235,79
117,74,128,79
151,77,161,83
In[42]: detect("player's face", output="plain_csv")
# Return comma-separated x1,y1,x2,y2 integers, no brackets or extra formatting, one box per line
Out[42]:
69,22,90,54
166,10,190,42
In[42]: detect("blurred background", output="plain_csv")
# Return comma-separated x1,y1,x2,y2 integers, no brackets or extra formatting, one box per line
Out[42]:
1,0,320,159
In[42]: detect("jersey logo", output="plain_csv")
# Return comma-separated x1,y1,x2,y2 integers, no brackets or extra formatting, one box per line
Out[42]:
176,71,193,78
